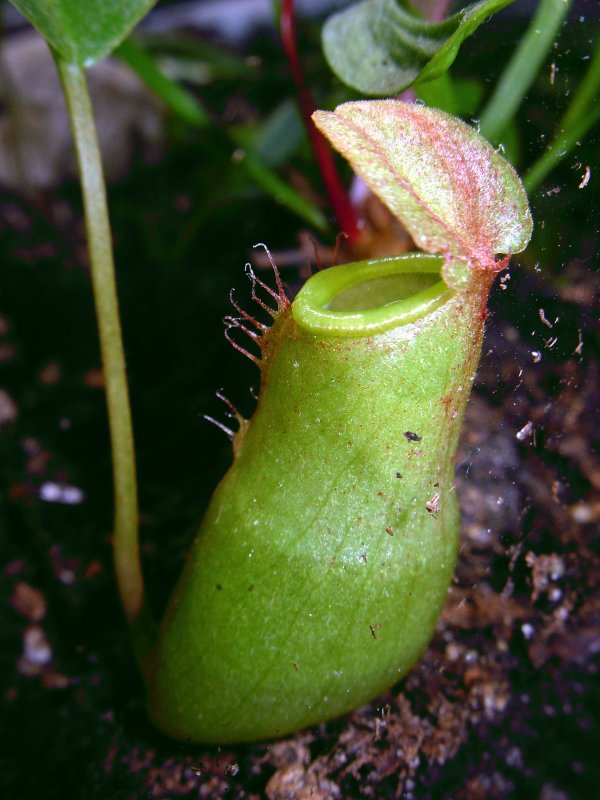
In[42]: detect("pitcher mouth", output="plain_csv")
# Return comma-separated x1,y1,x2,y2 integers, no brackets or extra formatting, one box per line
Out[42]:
292,253,453,337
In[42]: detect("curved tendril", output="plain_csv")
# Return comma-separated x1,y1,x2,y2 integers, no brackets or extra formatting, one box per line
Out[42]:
244,263,279,317
223,322,262,366
253,242,288,308
229,289,268,332
223,315,260,341
215,389,244,425
202,414,235,440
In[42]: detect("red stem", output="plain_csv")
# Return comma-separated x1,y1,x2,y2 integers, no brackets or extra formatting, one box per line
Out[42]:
280,0,361,243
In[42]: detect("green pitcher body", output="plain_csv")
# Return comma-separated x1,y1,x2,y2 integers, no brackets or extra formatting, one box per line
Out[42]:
148,254,489,743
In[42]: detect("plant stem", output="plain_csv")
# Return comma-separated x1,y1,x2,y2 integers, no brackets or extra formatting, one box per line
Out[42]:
280,0,361,242
55,58,145,630
479,0,572,145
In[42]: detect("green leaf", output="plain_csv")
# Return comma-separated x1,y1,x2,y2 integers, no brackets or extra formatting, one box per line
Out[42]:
238,100,304,168
322,0,515,96
9,0,158,66
313,101,532,276
415,72,484,118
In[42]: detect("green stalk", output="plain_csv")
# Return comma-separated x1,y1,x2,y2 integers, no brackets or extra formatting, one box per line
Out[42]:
55,58,146,635
479,0,572,144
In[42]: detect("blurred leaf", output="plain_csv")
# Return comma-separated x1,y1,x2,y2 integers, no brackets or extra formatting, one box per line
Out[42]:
141,34,254,85
561,35,600,133
313,101,532,271
270,0,283,27
9,0,157,66
230,147,329,233
118,37,329,234
524,36,600,192
117,38,211,129
249,100,304,168
479,0,573,144
322,0,515,96
524,105,600,193
415,72,484,117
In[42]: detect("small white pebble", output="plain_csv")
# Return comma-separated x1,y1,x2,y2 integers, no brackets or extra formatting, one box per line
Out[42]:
521,623,534,640
23,625,52,665
39,482,84,505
